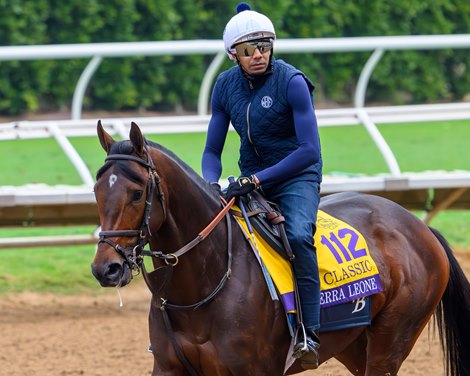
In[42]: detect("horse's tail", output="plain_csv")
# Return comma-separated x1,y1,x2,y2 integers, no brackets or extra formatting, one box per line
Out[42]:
429,227,470,376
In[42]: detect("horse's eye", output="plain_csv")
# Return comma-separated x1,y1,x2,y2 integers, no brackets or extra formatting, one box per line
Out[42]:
132,190,144,202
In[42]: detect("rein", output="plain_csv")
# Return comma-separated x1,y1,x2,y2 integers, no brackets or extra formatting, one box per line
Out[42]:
142,197,234,263
96,149,235,375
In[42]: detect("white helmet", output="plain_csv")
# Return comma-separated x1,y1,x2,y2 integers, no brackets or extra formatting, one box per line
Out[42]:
223,3,276,59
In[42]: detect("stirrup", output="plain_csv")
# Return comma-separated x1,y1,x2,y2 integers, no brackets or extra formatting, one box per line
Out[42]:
292,325,320,369
293,338,319,359
293,324,308,358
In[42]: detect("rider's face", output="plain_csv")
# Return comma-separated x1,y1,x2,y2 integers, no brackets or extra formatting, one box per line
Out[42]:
235,48,271,75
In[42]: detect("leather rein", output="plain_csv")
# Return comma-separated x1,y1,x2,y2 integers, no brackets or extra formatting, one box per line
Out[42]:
97,149,234,376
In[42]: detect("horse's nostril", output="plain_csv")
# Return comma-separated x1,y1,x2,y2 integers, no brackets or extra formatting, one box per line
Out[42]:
105,263,123,281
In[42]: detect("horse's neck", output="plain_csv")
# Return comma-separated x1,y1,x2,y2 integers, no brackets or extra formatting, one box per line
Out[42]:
149,169,231,304
148,148,223,254
159,176,219,244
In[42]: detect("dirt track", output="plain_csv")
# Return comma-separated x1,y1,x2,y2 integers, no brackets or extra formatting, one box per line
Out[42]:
1,249,469,376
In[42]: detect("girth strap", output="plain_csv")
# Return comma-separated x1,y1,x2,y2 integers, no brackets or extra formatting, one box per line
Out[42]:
160,308,201,376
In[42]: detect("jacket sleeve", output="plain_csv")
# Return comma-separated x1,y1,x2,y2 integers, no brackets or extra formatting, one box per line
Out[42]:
201,82,231,183
255,74,321,185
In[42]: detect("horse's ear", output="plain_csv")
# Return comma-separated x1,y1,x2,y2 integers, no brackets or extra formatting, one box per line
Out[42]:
130,122,146,156
97,120,115,153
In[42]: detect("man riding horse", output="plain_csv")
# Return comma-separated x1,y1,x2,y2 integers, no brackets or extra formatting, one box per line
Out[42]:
201,2,322,369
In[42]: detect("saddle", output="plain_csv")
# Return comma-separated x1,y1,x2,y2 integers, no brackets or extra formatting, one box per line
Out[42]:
237,190,294,261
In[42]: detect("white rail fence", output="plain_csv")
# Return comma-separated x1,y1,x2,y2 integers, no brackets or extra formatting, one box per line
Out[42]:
1,35,470,248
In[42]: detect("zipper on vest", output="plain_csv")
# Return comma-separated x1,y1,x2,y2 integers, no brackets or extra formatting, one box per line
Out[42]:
246,102,262,161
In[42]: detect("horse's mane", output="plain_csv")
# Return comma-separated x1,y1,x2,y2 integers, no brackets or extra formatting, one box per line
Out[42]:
146,139,206,186
96,138,217,199
146,139,223,202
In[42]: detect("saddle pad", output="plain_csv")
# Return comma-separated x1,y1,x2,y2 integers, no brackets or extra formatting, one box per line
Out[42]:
320,296,371,332
234,208,382,311
287,296,371,333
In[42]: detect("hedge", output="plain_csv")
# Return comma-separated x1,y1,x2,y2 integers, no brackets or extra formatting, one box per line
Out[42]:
0,0,469,115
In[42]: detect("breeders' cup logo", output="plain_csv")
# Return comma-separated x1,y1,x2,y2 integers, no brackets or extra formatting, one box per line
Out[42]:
352,297,367,313
261,96,273,108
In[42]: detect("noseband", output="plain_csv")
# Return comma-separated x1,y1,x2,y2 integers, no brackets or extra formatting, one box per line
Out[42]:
97,150,166,270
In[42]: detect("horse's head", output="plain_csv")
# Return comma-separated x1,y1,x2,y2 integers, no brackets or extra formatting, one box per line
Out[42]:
91,121,166,287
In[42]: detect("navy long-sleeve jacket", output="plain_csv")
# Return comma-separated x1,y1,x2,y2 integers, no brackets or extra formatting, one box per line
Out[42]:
202,58,322,188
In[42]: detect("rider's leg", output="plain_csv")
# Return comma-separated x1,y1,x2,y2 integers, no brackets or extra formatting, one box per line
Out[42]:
264,179,321,369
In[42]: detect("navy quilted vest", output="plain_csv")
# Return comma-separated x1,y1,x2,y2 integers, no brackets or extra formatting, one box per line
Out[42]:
216,58,322,183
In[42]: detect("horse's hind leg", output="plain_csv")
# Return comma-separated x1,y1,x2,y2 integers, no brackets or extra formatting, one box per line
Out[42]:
363,307,432,376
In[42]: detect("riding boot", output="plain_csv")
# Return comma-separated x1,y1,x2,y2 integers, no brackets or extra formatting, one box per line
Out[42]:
293,328,320,370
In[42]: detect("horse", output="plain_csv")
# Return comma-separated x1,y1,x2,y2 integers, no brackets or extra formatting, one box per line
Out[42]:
91,121,470,376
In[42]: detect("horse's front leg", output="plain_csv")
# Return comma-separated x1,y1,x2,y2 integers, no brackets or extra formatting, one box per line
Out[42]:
209,300,291,375
148,301,232,376
148,303,289,376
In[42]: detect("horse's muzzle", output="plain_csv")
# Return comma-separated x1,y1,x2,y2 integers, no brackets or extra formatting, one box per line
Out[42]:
91,258,132,287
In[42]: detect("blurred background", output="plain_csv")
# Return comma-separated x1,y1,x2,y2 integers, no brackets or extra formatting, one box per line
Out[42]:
1,0,469,117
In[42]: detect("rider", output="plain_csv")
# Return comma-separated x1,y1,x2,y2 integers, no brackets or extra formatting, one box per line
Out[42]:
201,2,322,369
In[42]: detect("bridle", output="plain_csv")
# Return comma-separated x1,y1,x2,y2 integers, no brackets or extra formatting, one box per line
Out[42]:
96,147,235,376
97,149,233,270
97,150,166,271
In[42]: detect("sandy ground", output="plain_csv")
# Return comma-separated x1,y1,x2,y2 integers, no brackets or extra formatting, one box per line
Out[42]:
1,248,469,376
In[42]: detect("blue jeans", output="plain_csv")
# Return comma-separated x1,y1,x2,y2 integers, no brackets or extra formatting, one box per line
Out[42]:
263,179,321,331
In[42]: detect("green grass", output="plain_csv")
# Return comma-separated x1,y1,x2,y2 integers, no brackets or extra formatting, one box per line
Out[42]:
2,119,469,185
0,226,99,294
0,245,98,294
321,120,470,175
382,121,470,172
425,210,470,247
0,119,469,294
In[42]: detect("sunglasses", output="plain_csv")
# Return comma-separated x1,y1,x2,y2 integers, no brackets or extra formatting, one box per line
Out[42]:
232,39,273,57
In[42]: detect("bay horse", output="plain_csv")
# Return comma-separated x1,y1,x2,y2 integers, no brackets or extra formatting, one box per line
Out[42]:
91,121,470,376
